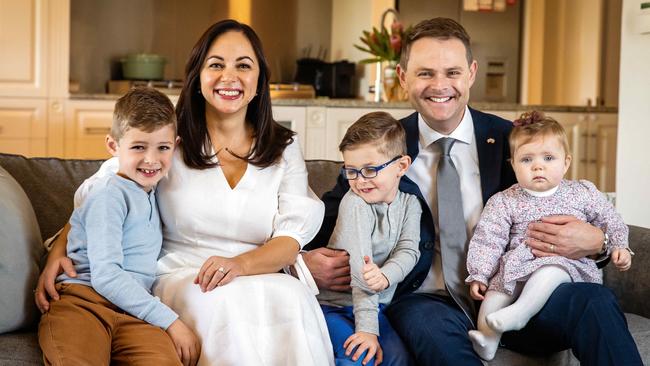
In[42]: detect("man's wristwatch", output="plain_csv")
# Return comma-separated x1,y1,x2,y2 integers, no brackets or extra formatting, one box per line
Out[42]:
597,232,609,256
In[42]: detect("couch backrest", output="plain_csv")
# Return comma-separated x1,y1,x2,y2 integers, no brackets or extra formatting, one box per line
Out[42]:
0,153,342,241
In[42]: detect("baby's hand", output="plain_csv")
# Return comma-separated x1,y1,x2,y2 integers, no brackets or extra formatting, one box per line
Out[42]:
362,256,389,292
344,331,383,365
166,319,201,366
611,248,632,271
469,281,487,300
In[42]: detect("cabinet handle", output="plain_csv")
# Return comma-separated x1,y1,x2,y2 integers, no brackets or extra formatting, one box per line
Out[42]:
84,127,111,135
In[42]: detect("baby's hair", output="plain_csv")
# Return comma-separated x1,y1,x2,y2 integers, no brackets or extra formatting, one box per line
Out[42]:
339,112,407,157
111,87,177,141
510,111,570,156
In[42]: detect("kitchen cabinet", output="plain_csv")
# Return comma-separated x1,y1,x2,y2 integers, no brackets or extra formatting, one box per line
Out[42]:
272,106,307,156
0,0,69,156
63,100,115,159
0,98,48,157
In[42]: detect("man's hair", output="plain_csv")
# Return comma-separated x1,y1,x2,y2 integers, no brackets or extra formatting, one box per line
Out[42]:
399,17,473,69
339,112,406,157
509,111,570,157
111,87,177,140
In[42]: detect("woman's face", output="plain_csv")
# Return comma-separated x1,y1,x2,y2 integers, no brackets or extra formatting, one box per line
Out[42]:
199,31,260,119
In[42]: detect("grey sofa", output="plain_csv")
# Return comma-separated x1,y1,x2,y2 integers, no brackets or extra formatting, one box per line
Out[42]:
0,153,648,365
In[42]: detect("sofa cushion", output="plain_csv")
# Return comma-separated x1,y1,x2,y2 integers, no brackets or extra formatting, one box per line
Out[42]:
0,153,104,240
0,166,43,333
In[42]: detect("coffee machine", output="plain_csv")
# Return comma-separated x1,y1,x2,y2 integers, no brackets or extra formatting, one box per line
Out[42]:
294,59,356,98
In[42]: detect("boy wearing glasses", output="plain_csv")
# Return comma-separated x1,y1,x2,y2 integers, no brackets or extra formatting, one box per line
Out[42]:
317,112,422,366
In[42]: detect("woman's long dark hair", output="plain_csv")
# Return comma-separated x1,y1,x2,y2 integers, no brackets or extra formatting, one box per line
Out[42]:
176,19,294,169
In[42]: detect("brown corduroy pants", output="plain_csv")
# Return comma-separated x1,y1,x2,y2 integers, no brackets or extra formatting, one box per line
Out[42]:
38,283,182,366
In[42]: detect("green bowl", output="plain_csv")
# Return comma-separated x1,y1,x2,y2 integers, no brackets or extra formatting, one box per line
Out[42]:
121,54,166,80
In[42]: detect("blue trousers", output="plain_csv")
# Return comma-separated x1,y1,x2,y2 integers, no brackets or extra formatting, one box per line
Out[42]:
321,304,415,366
384,283,643,366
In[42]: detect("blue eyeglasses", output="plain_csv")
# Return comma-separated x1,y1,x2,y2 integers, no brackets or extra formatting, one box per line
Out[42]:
340,156,402,180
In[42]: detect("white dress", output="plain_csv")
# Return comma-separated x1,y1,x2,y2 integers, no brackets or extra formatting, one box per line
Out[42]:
76,140,334,366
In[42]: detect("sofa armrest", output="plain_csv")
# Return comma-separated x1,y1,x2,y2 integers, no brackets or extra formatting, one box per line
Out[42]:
603,225,650,318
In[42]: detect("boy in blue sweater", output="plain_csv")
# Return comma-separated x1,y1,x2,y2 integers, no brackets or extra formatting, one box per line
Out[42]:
38,88,200,366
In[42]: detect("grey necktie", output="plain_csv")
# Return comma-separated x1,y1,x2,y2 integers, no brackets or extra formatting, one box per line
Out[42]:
436,138,476,322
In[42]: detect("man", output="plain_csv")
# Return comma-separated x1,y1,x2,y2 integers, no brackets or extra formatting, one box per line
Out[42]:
305,17,642,365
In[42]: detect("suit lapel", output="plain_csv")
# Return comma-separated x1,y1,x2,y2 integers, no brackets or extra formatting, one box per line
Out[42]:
471,107,504,204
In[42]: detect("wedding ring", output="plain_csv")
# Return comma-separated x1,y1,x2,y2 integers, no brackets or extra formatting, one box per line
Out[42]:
218,267,225,273
550,244,555,253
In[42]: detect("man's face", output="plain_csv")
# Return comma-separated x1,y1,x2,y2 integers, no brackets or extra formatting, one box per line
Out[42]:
398,37,477,133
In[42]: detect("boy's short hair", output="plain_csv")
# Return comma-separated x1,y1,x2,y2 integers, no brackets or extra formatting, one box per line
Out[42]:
400,17,473,69
111,87,177,140
509,111,570,156
339,112,406,157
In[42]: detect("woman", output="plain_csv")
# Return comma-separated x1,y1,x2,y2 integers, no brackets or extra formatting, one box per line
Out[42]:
36,20,333,366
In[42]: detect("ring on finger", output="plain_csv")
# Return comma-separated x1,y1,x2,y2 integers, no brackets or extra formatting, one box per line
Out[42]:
218,266,225,273
550,244,555,253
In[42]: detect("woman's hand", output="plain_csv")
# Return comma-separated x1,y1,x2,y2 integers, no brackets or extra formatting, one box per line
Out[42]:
344,331,383,365
194,256,245,292
469,281,487,301
35,223,76,313
526,215,603,259
362,256,388,292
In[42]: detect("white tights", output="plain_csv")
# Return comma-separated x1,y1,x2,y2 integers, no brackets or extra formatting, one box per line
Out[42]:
469,265,571,361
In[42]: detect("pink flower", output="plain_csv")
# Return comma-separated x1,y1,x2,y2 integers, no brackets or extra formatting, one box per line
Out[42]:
390,35,401,54
391,20,403,35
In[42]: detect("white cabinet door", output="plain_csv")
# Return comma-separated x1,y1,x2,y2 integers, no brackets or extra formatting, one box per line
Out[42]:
588,113,617,192
0,0,49,97
272,106,307,156
64,100,116,159
0,98,48,156
324,108,414,161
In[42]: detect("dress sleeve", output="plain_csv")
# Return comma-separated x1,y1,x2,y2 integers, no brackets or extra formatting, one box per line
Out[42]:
580,180,629,250
465,191,512,286
380,194,421,287
84,188,178,330
74,157,119,209
272,139,325,248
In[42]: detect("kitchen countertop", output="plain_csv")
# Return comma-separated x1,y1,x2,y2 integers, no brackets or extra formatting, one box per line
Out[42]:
69,94,618,113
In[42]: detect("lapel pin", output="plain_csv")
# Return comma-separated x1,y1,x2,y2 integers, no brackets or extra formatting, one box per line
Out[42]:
487,138,495,144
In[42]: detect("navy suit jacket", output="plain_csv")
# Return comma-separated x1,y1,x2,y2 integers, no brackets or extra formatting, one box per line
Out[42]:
307,108,516,317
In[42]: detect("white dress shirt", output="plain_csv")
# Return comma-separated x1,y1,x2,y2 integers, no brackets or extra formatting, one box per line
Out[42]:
407,107,484,294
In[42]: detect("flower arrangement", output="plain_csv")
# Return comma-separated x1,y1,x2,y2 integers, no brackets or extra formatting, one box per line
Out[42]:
354,13,411,64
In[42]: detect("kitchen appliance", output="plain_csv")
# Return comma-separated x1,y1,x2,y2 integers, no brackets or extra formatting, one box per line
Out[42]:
121,54,166,80
294,59,356,98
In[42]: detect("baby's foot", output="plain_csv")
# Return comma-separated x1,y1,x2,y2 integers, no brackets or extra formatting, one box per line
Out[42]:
486,308,528,333
469,330,499,361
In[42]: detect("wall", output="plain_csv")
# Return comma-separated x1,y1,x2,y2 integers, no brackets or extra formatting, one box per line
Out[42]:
397,0,522,103
70,0,225,93
616,0,650,228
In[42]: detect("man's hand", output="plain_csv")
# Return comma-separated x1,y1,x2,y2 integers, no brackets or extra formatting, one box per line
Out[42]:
611,248,632,271
469,281,487,301
166,319,201,366
526,215,603,259
344,331,383,365
302,247,351,291
362,256,389,292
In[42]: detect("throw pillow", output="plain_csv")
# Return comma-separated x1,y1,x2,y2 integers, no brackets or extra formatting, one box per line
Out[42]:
0,165,43,333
